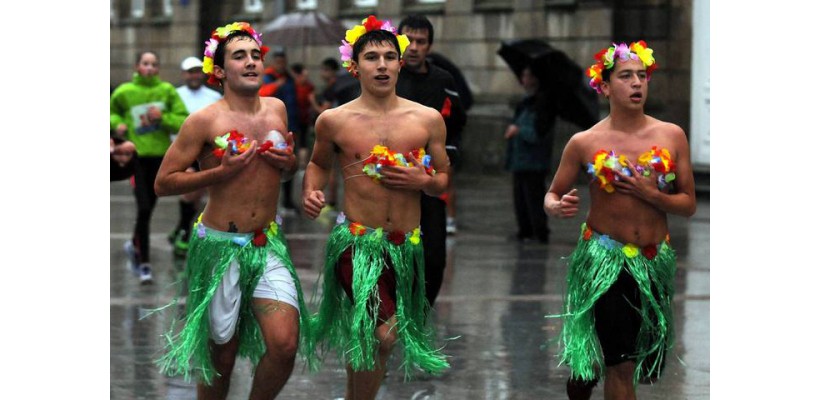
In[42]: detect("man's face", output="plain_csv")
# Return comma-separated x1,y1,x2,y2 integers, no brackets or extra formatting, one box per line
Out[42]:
320,66,335,83
352,41,401,96
183,68,205,90
520,67,539,95
399,27,431,71
136,53,159,78
601,59,648,109
217,37,263,93
273,55,287,73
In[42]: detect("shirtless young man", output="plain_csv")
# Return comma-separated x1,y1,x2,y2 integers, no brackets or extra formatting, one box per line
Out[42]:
544,41,696,400
153,22,313,399
301,16,450,400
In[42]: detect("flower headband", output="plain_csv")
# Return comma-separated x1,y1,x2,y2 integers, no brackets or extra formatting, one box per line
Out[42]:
339,15,410,74
587,40,657,93
202,22,268,85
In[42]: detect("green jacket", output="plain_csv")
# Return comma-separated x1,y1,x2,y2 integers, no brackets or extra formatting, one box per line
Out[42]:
110,73,188,157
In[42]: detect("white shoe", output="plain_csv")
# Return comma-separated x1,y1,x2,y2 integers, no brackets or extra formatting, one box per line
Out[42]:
123,241,139,276
139,263,154,285
446,217,457,235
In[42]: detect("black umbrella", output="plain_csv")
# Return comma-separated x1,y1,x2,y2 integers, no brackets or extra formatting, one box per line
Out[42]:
498,39,599,129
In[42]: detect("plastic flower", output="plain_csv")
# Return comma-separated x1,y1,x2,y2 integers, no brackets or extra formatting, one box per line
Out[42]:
583,226,593,241
267,222,278,237
588,40,658,93
409,228,421,245
338,15,409,74
387,230,406,245
622,243,640,258
252,229,267,247
349,222,366,236
642,244,658,260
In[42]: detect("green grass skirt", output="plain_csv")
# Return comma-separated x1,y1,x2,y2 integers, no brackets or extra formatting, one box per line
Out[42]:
554,223,676,384
306,219,449,377
155,221,316,384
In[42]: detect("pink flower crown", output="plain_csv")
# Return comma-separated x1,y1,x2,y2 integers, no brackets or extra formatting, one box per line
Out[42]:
202,22,268,86
587,40,657,93
339,15,410,74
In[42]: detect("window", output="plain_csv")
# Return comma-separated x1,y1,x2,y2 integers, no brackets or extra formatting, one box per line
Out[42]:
131,0,145,18
353,0,378,7
295,0,317,10
244,0,263,13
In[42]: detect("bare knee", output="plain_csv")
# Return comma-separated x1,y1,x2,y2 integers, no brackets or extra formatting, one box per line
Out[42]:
266,332,298,359
607,362,635,383
376,323,398,354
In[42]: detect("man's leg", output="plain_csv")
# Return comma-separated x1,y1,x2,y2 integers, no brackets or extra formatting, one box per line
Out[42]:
248,299,300,399
566,377,597,400
420,195,447,306
603,362,637,400
197,336,240,400
346,317,398,400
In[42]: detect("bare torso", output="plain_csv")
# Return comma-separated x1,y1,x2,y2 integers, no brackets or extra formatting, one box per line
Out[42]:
577,117,681,245
196,98,288,232
326,99,439,232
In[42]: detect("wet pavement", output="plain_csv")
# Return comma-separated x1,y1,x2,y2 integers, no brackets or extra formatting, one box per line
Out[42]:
110,172,709,399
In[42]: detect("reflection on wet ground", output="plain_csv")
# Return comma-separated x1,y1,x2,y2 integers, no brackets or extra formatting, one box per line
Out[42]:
111,174,709,399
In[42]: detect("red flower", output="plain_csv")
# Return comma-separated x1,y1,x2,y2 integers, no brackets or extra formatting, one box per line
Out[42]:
228,130,243,142
212,148,225,159
642,244,657,260
387,230,405,245
583,227,593,241
258,140,273,153
440,97,452,118
252,229,267,247
349,222,366,236
363,15,383,32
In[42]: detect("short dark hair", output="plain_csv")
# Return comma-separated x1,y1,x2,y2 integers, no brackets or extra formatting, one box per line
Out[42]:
398,15,434,45
351,29,401,63
291,63,305,74
321,57,340,71
213,31,257,72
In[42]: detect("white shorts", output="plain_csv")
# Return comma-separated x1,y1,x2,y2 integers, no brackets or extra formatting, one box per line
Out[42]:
208,252,299,344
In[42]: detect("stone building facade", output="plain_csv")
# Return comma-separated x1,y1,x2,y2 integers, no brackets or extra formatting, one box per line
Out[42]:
110,0,695,174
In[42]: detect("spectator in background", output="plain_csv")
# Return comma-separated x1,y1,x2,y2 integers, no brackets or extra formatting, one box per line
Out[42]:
168,56,223,257
110,50,188,284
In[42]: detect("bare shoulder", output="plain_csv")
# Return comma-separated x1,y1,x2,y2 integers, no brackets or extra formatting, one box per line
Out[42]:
400,97,438,119
314,104,344,134
261,96,286,113
649,116,686,137
182,100,223,135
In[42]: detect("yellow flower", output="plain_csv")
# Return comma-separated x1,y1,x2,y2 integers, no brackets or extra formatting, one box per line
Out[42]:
346,25,366,45
267,222,278,237
622,243,639,258
202,57,214,74
630,42,655,67
638,150,652,165
397,34,410,56
409,228,421,245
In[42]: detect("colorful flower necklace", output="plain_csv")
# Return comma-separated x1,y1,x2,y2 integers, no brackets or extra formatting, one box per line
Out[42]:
587,146,676,193
211,129,287,159
361,145,435,181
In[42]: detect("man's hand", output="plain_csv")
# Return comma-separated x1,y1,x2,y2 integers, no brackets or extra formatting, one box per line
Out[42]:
302,190,325,219
503,124,519,140
259,131,297,172
550,188,579,218
115,123,128,137
146,106,162,124
220,140,258,178
379,153,432,191
612,160,659,201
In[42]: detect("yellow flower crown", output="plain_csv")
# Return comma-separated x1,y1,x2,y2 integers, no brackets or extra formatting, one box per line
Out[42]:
338,15,410,73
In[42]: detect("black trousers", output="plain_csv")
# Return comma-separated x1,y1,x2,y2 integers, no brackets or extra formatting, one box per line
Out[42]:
420,194,447,306
512,170,549,241
132,156,163,264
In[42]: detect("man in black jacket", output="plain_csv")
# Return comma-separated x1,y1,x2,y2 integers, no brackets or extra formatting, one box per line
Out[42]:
397,15,467,306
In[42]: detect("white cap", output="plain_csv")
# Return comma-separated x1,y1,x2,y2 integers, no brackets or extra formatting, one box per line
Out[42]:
180,56,203,71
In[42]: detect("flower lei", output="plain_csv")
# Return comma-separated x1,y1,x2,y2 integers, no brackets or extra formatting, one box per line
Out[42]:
587,146,676,193
211,129,286,159
339,15,410,74
362,145,435,181
587,40,657,93
582,225,670,260
202,22,268,86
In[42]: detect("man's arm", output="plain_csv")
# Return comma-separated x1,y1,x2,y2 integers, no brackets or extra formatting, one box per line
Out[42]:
302,110,335,219
545,134,584,218
154,113,257,196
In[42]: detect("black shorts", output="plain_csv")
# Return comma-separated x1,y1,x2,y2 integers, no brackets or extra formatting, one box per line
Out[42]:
594,269,664,369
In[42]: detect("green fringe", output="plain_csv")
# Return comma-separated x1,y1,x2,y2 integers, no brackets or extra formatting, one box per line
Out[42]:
155,224,318,385
553,223,676,385
307,221,449,377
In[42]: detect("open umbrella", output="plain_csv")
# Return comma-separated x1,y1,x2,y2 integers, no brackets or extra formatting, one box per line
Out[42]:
498,39,599,129
260,11,346,48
